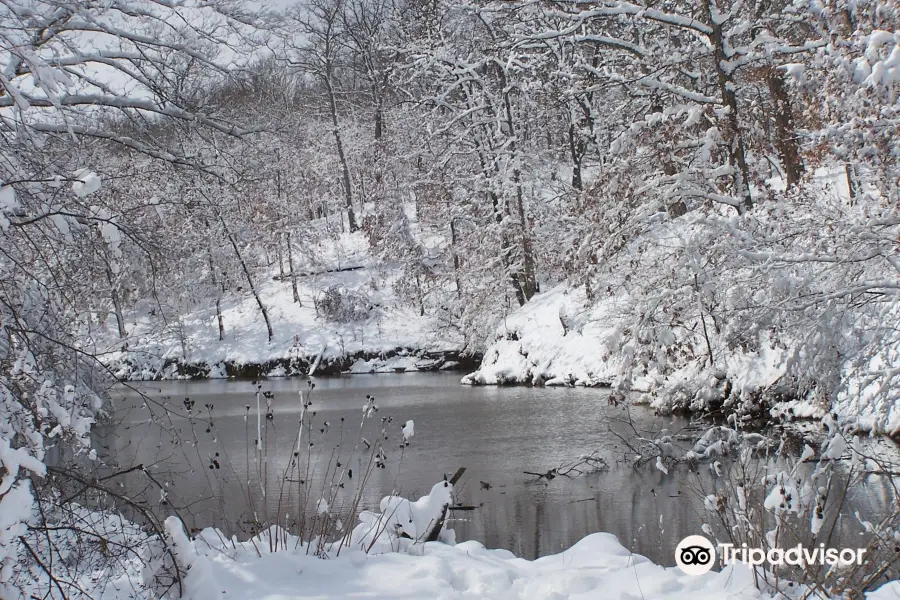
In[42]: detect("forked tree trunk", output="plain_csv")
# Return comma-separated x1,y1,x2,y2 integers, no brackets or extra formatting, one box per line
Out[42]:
501,78,538,304
206,194,274,343
224,225,273,342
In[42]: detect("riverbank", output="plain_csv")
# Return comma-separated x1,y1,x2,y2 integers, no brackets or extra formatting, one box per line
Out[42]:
112,348,480,380
461,283,900,437
141,527,859,600
97,207,900,437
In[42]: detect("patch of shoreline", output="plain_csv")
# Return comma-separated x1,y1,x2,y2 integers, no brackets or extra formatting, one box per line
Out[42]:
111,348,482,381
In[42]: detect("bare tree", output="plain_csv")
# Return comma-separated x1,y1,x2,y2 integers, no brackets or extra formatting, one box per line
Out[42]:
286,0,360,232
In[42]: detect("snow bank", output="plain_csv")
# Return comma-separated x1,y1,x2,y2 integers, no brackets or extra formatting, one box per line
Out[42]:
461,279,856,428
179,529,776,600
461,286,621,387
462,284,789,408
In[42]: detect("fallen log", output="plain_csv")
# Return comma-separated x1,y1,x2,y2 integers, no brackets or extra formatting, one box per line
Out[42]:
423,467,466,542
524,469,558,480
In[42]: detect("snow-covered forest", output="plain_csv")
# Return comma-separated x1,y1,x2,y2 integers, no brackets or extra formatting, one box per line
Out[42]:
3,0,900,598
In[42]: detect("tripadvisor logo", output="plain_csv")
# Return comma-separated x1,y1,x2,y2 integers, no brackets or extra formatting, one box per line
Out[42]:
675,535,868,576
675,535,716,575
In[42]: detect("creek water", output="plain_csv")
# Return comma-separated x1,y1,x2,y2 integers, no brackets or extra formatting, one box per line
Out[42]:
102,372,898,565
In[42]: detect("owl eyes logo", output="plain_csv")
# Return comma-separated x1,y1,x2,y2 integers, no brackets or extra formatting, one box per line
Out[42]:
680,545,712,565
675,535,716,575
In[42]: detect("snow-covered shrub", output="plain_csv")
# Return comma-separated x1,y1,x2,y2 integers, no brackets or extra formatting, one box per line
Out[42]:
315,285,372,322
10,500,160,599
697,424,900,595
0,302,107,596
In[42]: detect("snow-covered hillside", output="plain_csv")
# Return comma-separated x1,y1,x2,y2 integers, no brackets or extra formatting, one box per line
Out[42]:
97,229,468,380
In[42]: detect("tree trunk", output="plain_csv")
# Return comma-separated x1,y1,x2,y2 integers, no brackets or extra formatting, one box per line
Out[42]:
846,163,860,202
106,263,127,339
208,250,225,341
767,68,804,189
277,233,286,278
513,180,538,302
286,231,301,305
568,121,583,191
500,77,538,304
374,103,383,142
228,229,273,342
215,297,224,341
209,197,274,343
491,190,526,307
415,271,425,316
449,218,462,299
423,468,466,543
706,2,753,214
325,72,358,232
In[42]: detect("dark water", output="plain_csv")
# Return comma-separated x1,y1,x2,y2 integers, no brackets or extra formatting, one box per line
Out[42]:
100,373,899,565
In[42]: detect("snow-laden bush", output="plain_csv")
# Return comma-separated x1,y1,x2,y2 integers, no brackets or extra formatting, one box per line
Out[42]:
619,192,900,431
0,313,105,596
315,284,372,323
697,422,900,595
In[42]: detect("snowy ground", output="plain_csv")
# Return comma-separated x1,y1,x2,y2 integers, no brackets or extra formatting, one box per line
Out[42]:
176,532,775,600
461,285,624,388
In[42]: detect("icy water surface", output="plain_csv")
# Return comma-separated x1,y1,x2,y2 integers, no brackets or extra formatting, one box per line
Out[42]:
101,373,898,565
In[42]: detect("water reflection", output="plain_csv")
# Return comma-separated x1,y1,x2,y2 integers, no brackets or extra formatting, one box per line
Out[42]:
97,373,899,565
